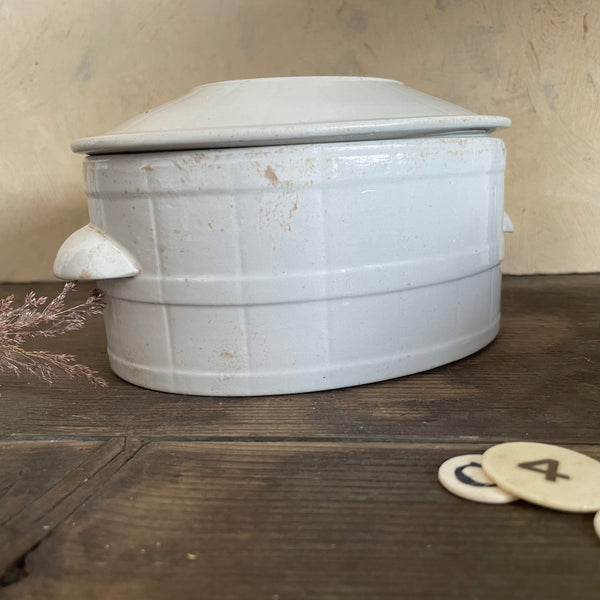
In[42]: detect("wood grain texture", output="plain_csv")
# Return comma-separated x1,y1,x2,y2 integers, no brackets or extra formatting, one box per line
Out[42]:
2,442,599,600
0,276,597,443
0,438,144,577
0,441,102,527
0,276,597,598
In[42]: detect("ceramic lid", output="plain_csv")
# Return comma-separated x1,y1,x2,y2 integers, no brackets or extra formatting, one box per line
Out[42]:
71,76,510,155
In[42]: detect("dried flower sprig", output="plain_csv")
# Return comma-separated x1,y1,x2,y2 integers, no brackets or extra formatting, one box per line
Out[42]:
0,282,108,387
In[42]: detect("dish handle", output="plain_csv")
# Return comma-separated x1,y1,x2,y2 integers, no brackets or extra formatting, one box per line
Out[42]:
53,223,141,281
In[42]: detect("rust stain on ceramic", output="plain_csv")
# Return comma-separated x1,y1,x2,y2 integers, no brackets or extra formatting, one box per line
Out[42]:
80,268,92,279
220,350,236,359
264,165,279,185
142,165,153,172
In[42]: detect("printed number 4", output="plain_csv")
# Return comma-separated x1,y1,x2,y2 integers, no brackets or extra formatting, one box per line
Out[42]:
518,459,570,482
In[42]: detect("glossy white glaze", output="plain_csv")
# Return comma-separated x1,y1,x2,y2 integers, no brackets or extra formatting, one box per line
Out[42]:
53,223,140,281
56,135,508,395
71,77,510,154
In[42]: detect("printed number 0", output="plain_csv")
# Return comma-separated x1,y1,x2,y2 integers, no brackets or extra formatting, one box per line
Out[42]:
454,462,497,488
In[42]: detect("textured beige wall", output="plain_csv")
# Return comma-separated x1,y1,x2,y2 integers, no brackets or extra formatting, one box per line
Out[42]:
1,0,598,280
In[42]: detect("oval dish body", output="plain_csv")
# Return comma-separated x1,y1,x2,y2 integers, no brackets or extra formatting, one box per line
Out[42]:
81,136,506,395
56,77,510,396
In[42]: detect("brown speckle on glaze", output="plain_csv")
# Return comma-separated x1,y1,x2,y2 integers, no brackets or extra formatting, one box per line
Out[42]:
264,165,279,185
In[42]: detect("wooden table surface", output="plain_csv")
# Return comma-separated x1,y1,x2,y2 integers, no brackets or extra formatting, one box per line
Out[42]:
0,275,598,599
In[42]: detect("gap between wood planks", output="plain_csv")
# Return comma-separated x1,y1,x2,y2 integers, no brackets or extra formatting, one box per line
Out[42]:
0,437,146,586
2,434,600,448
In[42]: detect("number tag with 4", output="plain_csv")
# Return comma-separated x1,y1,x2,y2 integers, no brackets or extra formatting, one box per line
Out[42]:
482,442,600,513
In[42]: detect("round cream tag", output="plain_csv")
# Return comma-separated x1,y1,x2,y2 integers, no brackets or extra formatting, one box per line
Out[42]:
438,454,518,504
482,442,600,513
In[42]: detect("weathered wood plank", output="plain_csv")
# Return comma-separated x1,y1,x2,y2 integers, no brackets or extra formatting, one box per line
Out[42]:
3,442,599,599
0,441,102,527
0,438,144,581
0,276,598,442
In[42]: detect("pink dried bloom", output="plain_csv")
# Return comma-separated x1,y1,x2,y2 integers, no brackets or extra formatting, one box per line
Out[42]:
0,283,108,387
